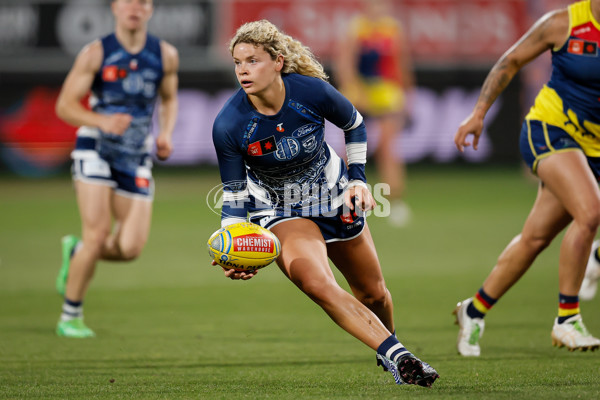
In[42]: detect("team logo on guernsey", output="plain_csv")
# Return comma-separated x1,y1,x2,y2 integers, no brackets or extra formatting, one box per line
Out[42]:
247,136,277,156
275,137,300,160
123,73,144,94
276,123,284,132
567,39,598,56
302,136,317,152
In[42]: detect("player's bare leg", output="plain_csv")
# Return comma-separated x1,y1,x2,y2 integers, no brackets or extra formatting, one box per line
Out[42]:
65,181,113,301
375,115,409,227
484,151,600,299
272,219,438,386
57,180,112,338
101,194,152,261
537,151,600,351
537,152,600,295
482,183,571,299
327,223,394,333
457,151,600,354
375,116,404,200
455,163,570,355
272,219,390,349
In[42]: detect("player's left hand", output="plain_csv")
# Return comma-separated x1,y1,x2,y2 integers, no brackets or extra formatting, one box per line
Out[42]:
155,133,173,161
344,183,376,212
212,260,258,280
454,111,484,152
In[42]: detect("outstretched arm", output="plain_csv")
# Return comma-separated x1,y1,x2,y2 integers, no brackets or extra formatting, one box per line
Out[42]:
454,9,569,152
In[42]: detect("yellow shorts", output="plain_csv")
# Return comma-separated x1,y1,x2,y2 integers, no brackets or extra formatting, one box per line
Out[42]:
526,85,600,157
343,79,405,117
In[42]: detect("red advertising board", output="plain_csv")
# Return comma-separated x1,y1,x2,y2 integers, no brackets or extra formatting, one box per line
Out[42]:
221,0,527,64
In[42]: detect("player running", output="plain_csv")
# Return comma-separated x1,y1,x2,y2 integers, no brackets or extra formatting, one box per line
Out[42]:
453,0,600,356
211,19,438,386
54,0,179,338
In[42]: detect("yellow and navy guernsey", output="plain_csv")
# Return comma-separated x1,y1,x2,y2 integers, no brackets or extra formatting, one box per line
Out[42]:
344,15,405,117
525,0,600,168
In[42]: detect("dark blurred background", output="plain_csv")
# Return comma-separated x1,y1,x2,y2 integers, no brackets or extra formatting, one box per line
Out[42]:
0,0,571,177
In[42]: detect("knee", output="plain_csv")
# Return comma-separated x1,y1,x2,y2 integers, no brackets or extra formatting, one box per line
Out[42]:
574,205,600,234
83,227,111,255
117,239,146,261
355,283,389,309
519,233,552,254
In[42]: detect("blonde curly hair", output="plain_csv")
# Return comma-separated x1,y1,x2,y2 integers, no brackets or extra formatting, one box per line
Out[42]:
229,19,328,81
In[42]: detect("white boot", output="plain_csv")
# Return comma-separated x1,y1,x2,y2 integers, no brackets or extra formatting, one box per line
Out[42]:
551,315,600,351
453,298,484,357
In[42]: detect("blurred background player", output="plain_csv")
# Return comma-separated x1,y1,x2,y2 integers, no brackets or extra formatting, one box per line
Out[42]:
54,0,179,338
212,20,438,386
453,0,600,356
335,0,415,227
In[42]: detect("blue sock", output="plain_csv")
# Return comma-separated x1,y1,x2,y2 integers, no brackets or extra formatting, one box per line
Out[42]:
557,293,579,324
466,287,497,319
61,298,83,322
71,241,82,259
377,334,412,363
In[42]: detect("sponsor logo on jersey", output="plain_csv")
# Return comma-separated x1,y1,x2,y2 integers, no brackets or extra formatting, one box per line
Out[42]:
233,233,274,253
573,26,591,35
293,124,318,138
276,123,284,132
135,177,150,188
247,135,277,156
102,65,129,81
243,118,259,143
130,59,138,70
567,39,598,56
102,65,118,82
340,210,358,224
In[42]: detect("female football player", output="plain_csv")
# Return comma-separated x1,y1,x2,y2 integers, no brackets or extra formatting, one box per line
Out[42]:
453,0,600,356
211,19,438,387
54,0,179,338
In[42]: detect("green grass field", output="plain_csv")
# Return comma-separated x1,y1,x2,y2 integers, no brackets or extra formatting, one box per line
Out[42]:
1,165,599,399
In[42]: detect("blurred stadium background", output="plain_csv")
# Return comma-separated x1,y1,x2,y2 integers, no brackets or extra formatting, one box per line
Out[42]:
0,0,572,176
3,1,600,399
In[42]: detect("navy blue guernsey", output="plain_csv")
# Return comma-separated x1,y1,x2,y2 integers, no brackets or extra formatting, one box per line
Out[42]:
75,33,163,172
213,73,367,226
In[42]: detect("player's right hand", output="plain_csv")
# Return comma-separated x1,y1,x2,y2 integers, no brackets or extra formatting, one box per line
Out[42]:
100,113,133,135
454,112,484,153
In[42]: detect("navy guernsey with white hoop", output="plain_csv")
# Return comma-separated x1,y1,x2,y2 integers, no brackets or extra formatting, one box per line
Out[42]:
73,33,163,172
213,73,367,226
